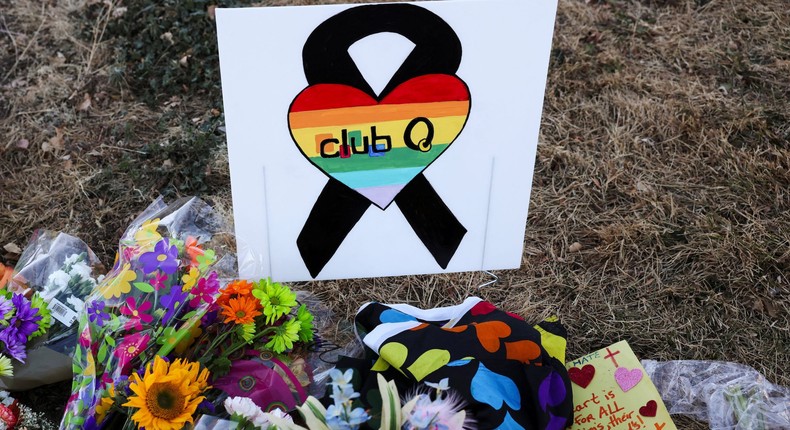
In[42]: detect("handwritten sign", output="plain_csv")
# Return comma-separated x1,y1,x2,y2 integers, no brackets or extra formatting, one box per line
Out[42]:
565,341,676,430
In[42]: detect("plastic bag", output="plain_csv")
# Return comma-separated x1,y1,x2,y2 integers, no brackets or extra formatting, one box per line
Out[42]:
6,230,105,354
0,230,105,390
643,360,790,430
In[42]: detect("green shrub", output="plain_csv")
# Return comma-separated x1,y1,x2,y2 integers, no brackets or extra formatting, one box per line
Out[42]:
84,0,256,106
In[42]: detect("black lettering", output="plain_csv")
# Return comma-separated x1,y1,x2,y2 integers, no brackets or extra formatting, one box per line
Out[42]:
346,129,369,154
370,126,392,153
320,138,340,158
404,117,434,152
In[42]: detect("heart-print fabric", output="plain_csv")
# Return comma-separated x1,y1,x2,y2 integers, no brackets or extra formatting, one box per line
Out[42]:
289,74,470,209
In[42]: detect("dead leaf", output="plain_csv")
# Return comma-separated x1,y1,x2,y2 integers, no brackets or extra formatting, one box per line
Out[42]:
63,159,73,169
78,93,92,111
210,108,221,117
179,55,190,67
15,139,29,149
3,243,22,254
160,32,174,45
569,242,583,252
45,127,65,151
635,180,651,192
162,159,173,169
763,299,778,318
207,5,217,20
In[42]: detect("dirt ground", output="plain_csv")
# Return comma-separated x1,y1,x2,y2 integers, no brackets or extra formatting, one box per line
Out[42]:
1,0,788,427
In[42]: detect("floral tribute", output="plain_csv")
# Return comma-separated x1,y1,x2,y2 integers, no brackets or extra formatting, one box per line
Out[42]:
220,370,473,430
59,198,317,430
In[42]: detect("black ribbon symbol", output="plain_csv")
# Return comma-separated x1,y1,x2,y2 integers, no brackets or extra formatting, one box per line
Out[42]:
294,4,468,278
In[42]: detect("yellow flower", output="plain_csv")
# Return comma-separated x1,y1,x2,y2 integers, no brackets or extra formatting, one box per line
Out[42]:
181,267,200,291
123,356,210,430
134,219,162,251
98,263,137,299
95,384,115,423
175,323,203,355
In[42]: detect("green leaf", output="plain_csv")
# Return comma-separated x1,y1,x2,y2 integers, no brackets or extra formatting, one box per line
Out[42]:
133,282,155,293
181,310,197,321
104,335,116,347
297,397,331,430
210,356,232,378
97,342,108,363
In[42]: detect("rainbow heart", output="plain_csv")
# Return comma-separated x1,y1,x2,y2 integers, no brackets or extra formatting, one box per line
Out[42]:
288,74,470,209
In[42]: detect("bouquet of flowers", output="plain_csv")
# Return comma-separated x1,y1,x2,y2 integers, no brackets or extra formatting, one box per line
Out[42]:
204,370,473,430
0,231,104,390
0,390,58,430
60,197,321,430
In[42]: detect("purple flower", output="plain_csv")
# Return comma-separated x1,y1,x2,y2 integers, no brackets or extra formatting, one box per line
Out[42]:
8,293,42,342
0,329,27,363
189,273,219,308
87,301,110,326
0,296,12,321
138,239,179,274
201,309,218,326
198,398,216,414
160,286,189,325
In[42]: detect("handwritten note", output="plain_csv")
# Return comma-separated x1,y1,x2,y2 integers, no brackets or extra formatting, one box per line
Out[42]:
565,341,676,430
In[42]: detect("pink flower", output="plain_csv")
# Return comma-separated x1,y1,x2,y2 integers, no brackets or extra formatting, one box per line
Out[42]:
189,272,219,308
120,297,153,330
113,332,150,374
150,271,169,290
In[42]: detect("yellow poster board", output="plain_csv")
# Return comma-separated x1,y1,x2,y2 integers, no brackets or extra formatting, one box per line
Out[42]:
565,341,676,430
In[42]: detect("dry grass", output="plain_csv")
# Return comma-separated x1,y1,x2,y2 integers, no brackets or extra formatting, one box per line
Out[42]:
1,0,788,426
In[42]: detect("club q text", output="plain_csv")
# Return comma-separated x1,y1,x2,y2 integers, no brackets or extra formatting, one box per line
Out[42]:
318,117,435,158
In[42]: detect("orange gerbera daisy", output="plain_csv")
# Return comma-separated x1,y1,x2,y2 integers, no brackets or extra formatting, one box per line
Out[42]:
221,296,262,325
216,279,254,307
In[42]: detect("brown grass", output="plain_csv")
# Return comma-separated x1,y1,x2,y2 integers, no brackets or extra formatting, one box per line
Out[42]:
1,0,788,427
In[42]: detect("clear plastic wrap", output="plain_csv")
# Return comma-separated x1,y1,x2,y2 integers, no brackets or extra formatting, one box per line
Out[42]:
6,230,106,354
0,230,106,391
60,197,237,429
58,197,328,429
642,360,790,430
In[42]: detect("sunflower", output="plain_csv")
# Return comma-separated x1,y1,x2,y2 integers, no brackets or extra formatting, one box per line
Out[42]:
0,354,12,377
123,356,210,430
221,296,262,325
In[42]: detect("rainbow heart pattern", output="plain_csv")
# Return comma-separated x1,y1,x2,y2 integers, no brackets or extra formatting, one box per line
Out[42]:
288,74,470,209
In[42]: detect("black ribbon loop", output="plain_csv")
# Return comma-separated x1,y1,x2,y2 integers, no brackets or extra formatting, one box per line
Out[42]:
295,4,467,278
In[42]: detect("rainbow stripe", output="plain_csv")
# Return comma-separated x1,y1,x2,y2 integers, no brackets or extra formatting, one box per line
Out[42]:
289,75,470,208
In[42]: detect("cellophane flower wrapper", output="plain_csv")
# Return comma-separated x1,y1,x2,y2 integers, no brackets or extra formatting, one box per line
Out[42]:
60,197,236,429
5,230,105,354
0,230,106,391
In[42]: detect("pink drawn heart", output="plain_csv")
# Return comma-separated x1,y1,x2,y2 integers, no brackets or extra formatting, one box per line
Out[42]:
614,367,643,392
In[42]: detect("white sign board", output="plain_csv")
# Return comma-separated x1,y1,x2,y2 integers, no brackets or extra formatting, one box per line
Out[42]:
217,0,558,281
